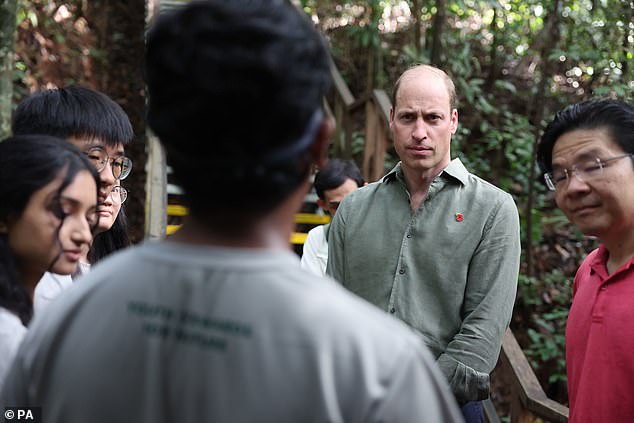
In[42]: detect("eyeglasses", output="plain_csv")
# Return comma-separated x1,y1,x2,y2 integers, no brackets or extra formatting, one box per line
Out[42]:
85,147,132,180
544,154,633,192
110,186,128,204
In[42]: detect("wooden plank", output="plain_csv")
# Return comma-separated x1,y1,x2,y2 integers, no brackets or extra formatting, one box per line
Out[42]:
330,60,355,107
144,131,167,240
363,100,378,181
483,398,502,423
501,329,569,422
372,89,392,126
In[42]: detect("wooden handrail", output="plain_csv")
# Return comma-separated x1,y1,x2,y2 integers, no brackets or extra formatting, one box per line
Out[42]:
500,329,569,422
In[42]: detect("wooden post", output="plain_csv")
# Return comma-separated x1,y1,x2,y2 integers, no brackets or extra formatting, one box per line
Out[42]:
363,100,378,181
144,130,167,240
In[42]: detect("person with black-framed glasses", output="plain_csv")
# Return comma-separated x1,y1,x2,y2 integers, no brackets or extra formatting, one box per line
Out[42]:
538,99,634,423
11,85,134,312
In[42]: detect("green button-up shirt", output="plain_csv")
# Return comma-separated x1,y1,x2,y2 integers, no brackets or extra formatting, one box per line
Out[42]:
326,159,520,404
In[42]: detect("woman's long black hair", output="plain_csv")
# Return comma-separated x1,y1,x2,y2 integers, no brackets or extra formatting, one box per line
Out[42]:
0,135,99,325
88,208,131,264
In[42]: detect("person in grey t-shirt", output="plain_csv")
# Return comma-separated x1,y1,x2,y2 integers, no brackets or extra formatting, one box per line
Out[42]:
1,2,463,422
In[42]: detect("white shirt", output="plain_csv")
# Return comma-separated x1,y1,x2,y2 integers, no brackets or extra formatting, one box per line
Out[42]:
0,307,27,392
2,242,462,422
33,262,91,315
33,272,74,314
300,225,328,277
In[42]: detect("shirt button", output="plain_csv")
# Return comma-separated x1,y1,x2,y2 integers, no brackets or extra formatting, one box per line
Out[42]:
600,286,607,291
406,234,412,238
399,269,405,274
390,308,396,314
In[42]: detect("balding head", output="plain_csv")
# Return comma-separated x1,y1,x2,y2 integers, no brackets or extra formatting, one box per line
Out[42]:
391,65,457,112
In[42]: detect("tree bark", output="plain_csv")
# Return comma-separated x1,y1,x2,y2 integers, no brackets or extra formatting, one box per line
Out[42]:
0,0,17,140
86,0,147,243
525,0,562,277
429,0,446,66
412,0,421,56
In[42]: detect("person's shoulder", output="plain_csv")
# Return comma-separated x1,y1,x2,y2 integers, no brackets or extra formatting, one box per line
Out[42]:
0,307,26,337
337,179,385,210
465,171,515,200
305,224,324,239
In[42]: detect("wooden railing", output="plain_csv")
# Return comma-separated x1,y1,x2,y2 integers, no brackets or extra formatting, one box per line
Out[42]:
328,64,393,182
327,64,569,423
497,329,569,422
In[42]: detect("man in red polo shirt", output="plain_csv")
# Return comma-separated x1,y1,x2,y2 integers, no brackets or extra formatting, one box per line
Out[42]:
537,99,634,422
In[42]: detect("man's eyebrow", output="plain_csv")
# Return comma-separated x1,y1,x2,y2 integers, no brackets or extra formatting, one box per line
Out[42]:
553,148,605,167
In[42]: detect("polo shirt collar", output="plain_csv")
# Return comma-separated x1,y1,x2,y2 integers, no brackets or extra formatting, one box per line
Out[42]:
589,244,634,279
382,158,469,186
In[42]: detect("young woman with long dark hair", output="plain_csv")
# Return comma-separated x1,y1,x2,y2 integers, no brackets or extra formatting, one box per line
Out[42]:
0,135,99,388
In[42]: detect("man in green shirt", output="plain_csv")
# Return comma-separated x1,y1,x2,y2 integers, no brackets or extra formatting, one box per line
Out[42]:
327,64,521,422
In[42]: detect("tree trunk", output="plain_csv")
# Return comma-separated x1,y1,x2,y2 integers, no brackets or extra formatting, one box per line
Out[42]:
86,0,147,243
0,0,17,140
429,0,446,66
525,0,562,277
412,0,421,56
484,5,498,92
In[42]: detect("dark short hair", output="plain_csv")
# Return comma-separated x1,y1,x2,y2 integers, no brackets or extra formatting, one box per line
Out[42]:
0,135,99,325
12,85,134,147
145,0,331,220
538,99,634,174
314,159,364,200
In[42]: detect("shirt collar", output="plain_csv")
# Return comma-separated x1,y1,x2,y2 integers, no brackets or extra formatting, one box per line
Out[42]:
589,244,634,278
382,158,469,186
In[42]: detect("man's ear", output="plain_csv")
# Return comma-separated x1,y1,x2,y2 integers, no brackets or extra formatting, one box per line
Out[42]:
450,108,459,134
316,199,328,212
311,115,334,169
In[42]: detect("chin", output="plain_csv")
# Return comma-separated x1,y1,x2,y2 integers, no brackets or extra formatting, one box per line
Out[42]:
50,262,78,276
96,219,115,234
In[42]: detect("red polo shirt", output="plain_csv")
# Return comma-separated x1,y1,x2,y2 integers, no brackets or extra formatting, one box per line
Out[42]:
566,245,634,422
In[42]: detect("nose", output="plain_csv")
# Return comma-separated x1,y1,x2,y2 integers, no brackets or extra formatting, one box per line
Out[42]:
562,171,591,196
99,162,116,197
412,118,427,141
68,215,94,248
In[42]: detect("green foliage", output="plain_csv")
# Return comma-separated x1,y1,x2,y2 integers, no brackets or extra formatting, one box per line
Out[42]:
518,270,572,385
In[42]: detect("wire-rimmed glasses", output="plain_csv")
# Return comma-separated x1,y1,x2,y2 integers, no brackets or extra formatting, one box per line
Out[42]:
85,146,132,180
110,186,128,204
544,154,633,191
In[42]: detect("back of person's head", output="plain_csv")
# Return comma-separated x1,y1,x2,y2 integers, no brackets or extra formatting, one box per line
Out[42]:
314,159,364,200
12,85,134,147
0,135,99,325
538,99,634,174
145,0,331,221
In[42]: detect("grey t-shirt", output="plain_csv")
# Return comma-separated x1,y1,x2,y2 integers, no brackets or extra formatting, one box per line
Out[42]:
2,241,462,423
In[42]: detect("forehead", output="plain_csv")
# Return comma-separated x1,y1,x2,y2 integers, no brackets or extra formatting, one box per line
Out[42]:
68,136,125,155
552,127,622,163
61,170,98,204
323,178,359,201
395,70,451,111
